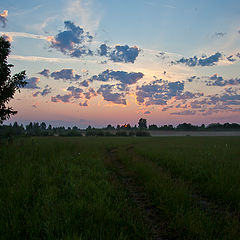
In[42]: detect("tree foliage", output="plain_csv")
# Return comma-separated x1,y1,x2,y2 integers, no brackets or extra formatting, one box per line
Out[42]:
0,36,26,123
138,118,147,129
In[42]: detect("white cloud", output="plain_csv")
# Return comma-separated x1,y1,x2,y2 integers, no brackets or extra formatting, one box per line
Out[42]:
9,55,96,63
0,31,48,40
66,0,101,34
24,16,57,33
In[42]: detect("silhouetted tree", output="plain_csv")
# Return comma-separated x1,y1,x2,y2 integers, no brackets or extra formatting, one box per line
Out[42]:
106,124,115,130
26,122,33,135
0,36,26,123
40,122,46,131
86,125,92,130
149,124,158,130
176,123,197,130
138,118,147,129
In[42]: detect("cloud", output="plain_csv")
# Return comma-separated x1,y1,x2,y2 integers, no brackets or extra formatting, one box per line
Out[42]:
187,76,200,82
79,80,89,87
136,79,184,106
116,83,130,92
174,52,222,67
38,69,50,78
97,84,127,105
175,91,204,100
50,69,81,81
66,86,83,98
98,44,140,63
189,91,240,112
175,103,187,109
0,10,8,28
51,86,87,104
51,94,72,103
79,100,88,107
215,32,226,38
24,77,40,89
70,48,93,57
9,55,97,64
190,100,204,109
1,34,12,42
90,69,144,85
156,51,166,58
206,74,240,87
48,20,93,57
210,93,240,104
66,0,100,33
170,110,196,115
144,111,151,114
84,87,97,99
226,55,236,62
202,109,220,116
33,86,52,97
162,105,173,112
98,44,109,56
109,45,140,63
0,31,48,40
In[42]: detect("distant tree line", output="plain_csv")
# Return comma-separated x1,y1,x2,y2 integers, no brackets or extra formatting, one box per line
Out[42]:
148,122,240,131
0,119,240,138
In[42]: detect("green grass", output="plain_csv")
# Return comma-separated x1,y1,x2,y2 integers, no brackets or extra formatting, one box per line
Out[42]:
0,136,240,239
133,137,240,210
115,143,240,240
0,137,149,240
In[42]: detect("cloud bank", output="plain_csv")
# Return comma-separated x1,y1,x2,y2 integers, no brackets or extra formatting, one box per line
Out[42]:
98,44,140,63
48,20,93,57
174,52,222,67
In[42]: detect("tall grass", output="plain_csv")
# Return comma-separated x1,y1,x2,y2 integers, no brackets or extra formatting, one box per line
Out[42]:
0,137,149,240
133,137,240,210
115,143,240,240
1,136,240,239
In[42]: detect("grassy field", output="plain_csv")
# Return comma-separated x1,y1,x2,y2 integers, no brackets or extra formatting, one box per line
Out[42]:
0,136,240,239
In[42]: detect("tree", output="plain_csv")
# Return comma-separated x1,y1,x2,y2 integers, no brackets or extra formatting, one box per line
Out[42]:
149,124,158,130
40,122,47,131
138,118,147,129
0,36,26,124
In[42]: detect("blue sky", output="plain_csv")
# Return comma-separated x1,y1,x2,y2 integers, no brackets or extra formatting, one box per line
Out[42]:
1,0,240,127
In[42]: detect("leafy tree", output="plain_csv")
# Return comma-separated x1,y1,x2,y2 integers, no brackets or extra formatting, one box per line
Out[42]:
138,118,147,129
86,125,92,130
40,122,47,131
149,124,158,130
0,36,26,124
106,124,115,130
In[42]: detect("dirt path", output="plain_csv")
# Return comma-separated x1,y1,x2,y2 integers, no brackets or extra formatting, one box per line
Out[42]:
106,147,170,240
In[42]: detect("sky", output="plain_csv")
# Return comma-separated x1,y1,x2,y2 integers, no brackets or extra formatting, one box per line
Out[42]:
1,0,240,127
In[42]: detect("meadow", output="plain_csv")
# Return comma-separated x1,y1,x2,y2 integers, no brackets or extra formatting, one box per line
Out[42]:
0,136,240,240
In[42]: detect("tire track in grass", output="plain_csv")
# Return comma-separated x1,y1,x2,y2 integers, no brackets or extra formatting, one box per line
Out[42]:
125,145,240,239
129,144,236,218
106,147,170,240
